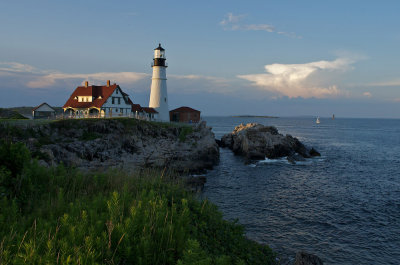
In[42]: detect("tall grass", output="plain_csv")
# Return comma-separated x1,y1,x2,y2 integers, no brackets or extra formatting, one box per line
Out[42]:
0,141,276,265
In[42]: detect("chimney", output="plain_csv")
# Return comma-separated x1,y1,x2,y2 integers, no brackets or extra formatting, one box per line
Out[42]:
107,80,110,87
85,81,89,87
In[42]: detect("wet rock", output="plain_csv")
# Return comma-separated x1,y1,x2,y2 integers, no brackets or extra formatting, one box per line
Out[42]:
185,175,207,192
309,148,321,157
294,251,323,265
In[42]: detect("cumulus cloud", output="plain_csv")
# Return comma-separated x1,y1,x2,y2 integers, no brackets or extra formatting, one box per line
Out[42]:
220,13,300,38
238,58,354,98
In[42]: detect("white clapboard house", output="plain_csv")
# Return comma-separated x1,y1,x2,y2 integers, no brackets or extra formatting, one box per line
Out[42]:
63,80,158,119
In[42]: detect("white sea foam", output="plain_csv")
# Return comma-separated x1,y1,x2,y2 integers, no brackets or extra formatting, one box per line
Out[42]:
257,157,289,164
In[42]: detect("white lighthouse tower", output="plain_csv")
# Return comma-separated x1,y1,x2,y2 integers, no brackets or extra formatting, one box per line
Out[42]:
149,43,169,121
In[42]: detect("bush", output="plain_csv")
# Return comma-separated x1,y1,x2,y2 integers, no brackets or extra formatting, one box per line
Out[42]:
179,126,193,142
0,141,277,265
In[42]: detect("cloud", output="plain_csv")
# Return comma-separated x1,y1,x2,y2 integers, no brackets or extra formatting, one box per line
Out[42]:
220,13,300,38
26,72,150,89
367,80,400,87
220,13,246,26
0,61,237,96
238,58,354,98
0,62,42,74
363,91,372,97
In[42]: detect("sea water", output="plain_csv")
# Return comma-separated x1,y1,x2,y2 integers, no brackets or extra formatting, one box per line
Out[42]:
202,117,400,265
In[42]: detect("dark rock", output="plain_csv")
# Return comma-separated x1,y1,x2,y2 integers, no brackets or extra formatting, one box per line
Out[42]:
294,251,323,265
1,119,220,173
287,156,296,164
185,175,207,192
220,123,320,162
309,148,321,157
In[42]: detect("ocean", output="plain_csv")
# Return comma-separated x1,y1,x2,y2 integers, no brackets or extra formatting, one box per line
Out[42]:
202,116,400,265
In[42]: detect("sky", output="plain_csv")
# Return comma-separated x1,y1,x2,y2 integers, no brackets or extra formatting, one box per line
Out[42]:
1,0,400,118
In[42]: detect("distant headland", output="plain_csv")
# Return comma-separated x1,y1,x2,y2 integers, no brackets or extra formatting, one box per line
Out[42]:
231,115,279,118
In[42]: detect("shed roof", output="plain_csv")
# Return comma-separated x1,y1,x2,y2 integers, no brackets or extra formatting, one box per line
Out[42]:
32,102,56,112
170,106,200,113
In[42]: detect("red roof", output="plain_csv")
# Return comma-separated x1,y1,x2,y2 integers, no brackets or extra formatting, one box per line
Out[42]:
142,107,158,114
170,106,200,113
63,84,119,109
131,104,143,112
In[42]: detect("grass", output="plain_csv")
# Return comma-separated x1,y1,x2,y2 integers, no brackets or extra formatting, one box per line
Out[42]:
179,126,194,142
0,141,277,265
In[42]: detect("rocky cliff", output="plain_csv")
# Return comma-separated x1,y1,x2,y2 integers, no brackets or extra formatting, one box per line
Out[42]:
0,118,219,173
220,123,320,163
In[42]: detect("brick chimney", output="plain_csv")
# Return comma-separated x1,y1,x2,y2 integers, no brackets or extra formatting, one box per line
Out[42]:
85,81,89,87
107,80,110,87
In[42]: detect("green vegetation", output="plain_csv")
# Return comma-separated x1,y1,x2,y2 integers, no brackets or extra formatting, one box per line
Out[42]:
0,108,28,120
0,141,276,265
80,131,101,141
179,126,193,142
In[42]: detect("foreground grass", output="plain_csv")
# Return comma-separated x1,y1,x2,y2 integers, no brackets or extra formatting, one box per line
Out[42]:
0,141,276,265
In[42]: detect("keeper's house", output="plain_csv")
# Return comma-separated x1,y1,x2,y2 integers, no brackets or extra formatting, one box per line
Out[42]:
63,80,133,118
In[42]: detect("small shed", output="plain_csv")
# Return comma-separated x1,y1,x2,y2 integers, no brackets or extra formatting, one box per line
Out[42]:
169,106,201,123
32,103,56,119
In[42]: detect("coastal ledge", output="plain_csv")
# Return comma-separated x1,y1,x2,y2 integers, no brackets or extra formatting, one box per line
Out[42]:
0,118,219,174
218,123,320,163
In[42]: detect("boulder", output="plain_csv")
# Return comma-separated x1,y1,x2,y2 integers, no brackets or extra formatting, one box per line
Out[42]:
294,251,323,265
220,123,319,162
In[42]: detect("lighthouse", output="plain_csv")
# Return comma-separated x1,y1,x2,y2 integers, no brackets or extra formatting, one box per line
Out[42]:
149,43,169,121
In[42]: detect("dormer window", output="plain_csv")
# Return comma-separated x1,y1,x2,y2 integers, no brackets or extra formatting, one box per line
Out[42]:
74,96,78,100
98,96,102,99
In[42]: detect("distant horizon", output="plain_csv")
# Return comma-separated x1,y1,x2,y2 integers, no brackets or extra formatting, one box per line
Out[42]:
4,105,400,120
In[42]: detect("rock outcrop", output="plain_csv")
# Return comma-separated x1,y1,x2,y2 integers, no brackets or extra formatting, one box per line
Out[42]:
220,123,320,163
1,119,219,173
294,251,324,265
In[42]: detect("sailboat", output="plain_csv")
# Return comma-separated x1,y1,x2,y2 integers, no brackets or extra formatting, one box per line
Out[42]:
332,114,335,120
316,117,320,124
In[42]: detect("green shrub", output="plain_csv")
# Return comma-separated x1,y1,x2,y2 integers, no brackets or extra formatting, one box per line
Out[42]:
80,131,101,141
179,126,193,142
0,141,277,265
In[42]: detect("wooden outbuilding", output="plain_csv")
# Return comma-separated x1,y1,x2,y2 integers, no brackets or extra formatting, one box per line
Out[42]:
169,106,201,123
32,102,56,119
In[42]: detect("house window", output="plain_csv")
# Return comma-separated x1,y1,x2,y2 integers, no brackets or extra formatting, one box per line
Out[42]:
120,108,123,113
116,89,118,94
116,108,118,112
118,98,121,104
112,97,115,104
